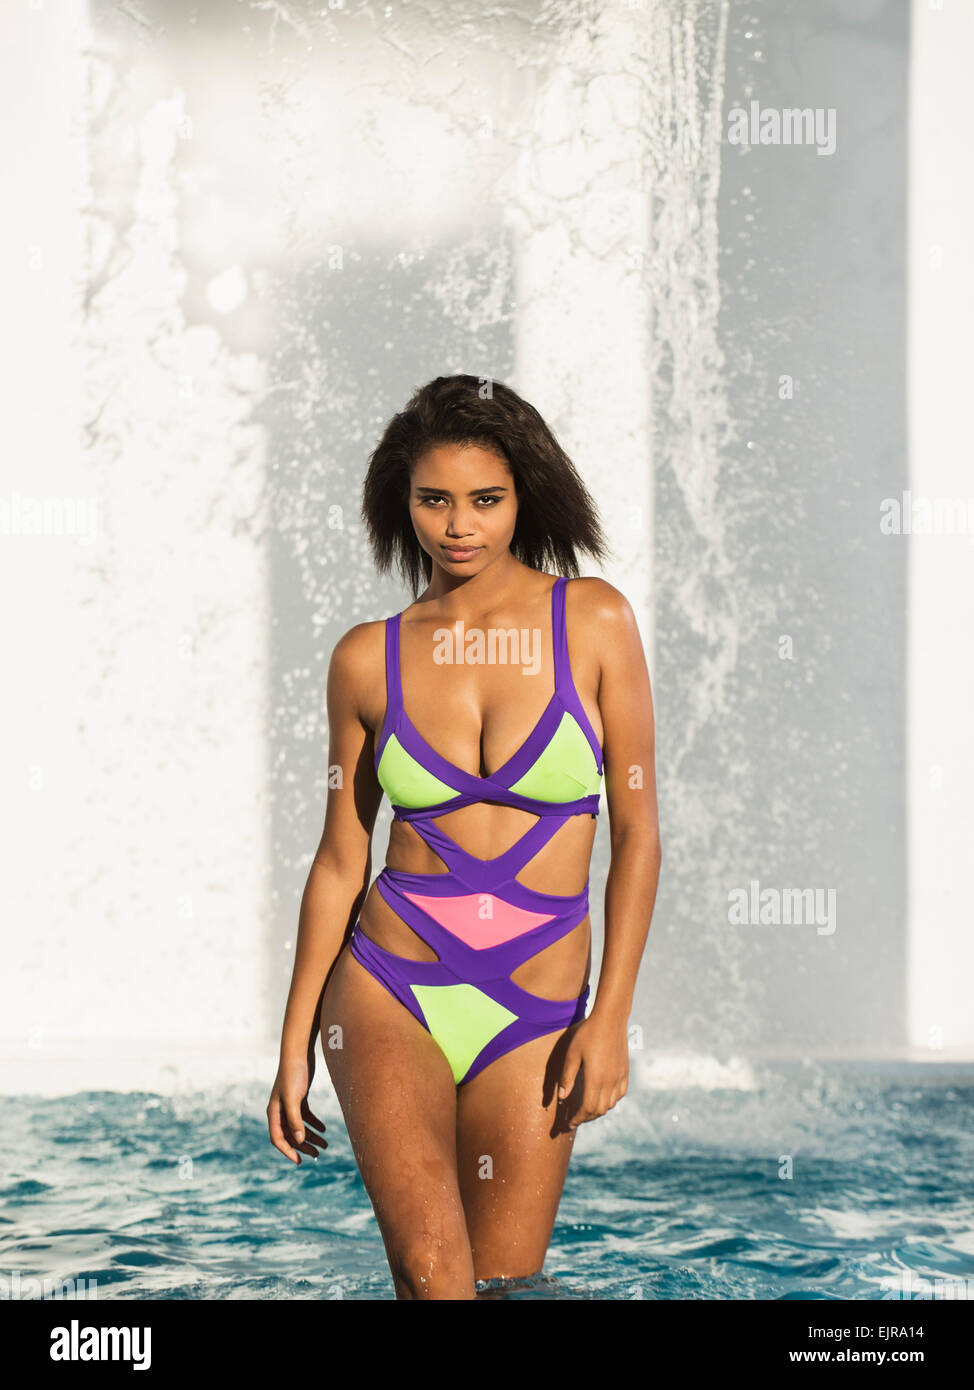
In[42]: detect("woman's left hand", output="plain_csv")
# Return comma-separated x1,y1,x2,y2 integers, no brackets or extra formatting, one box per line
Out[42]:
556,1012,630,1128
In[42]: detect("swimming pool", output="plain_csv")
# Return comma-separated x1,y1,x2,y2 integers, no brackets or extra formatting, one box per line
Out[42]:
2,1057,971,1300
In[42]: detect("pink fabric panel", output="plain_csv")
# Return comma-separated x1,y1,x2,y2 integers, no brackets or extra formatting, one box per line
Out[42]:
402,890,554,948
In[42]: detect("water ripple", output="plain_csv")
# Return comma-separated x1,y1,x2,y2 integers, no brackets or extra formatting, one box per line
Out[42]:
0,1062,971,1299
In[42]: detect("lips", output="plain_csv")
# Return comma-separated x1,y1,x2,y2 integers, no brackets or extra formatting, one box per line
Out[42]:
441,545,480,560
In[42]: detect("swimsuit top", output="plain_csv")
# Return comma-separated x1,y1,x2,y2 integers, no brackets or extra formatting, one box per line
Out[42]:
374,575,604,823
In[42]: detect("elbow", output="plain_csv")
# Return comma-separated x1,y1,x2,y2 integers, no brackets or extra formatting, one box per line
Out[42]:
609,818,661,858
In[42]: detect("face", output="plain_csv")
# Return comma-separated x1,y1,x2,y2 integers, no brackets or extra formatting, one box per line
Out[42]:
409,443,517,574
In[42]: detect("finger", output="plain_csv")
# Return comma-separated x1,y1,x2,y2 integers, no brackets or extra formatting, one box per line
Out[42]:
296,1114,326,1143
300,1126,327,1149
591,1086,611,1118
299,1121,327,1143
295,1127,328,1157
268,1095,320,1158
557,1052,582,1102
300,1099,326,1131
283,1117,323,1159
284,1099,308,1145
281,1104,327,1158
271,1135,301,1163
267,1105,300,1163
569,1087,606,1128
567,1099,593,1129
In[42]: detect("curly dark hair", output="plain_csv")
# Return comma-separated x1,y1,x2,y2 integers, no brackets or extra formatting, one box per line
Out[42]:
361,375,610,596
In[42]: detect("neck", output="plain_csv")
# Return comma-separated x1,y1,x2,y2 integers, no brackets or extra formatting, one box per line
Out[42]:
418,554,538,617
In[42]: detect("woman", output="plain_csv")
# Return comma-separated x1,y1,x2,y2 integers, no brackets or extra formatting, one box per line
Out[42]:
267,375,661,1299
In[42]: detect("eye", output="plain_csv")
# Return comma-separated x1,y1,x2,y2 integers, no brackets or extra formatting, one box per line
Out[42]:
417,494,502,507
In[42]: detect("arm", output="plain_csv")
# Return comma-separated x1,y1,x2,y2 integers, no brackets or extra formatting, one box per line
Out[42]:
557,581,662,1126
267,623,385,1163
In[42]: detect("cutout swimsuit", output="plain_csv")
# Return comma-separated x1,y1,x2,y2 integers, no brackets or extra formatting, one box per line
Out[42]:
349,575,604,1086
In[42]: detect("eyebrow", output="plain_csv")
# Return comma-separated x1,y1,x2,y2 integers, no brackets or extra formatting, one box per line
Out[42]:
413,485,509,496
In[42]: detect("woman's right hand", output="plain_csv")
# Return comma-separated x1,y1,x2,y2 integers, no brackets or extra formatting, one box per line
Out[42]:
267,1049,327,1164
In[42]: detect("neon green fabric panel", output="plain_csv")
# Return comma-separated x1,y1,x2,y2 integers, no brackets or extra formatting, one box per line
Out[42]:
508,712,602,801
377,733,463,809
410,982,517,1083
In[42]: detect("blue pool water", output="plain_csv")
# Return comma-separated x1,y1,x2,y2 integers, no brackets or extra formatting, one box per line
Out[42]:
2,1058,971,1300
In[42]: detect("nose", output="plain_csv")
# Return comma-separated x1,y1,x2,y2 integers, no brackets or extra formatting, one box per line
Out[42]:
444,507,476,537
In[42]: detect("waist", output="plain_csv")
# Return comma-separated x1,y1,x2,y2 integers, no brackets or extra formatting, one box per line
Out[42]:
376,862,590,916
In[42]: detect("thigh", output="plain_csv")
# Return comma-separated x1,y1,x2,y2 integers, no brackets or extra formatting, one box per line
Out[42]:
455,1025,579,1283
321,946,475,1299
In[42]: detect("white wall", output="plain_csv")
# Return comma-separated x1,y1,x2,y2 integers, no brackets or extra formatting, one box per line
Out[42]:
0,2,271,1093
906,0,974,1053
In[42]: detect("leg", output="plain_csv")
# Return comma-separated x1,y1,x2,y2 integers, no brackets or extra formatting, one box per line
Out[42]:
456,1024,580,1283
321,945,476,1300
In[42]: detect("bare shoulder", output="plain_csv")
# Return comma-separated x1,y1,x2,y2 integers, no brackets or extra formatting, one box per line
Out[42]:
330,616,385,669
562,577,644,694
563,575,639,634
327,616,387,721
